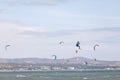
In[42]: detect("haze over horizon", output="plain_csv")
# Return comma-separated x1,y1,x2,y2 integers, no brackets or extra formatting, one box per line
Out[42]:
0,0,120,61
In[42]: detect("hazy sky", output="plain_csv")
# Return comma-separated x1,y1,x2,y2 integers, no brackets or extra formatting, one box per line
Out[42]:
0,0,120,61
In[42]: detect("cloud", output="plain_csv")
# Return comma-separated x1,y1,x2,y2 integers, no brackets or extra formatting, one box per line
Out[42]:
0,21,119,44
20,30,73,37
0,0,65,6
17,26,48,33
20,27,119,36
0,21,119,45
19,27,120,44
0,21,48,41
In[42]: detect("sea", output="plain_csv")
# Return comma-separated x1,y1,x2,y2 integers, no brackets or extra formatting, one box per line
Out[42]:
0,70,120,80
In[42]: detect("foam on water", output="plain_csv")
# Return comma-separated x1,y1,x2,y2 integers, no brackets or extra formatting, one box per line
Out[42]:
16,74,26,78
83,77,88,79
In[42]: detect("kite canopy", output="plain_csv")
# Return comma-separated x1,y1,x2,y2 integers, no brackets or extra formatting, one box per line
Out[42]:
59,41,64,45
76,41,80,49
84,61,88,65
93,44,99,51
5,45,10,51
52,55,57,60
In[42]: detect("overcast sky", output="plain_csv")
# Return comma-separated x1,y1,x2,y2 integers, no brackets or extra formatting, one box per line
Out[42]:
0,0,120,61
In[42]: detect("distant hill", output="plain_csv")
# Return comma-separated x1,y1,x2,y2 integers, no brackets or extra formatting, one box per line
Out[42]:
0,57,120,66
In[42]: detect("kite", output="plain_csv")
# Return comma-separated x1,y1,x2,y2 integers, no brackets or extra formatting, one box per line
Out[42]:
84,61,88,65
5,45,10,51
76,41,80,49
52,55,57,60
59,41,64,45
93,44,99,51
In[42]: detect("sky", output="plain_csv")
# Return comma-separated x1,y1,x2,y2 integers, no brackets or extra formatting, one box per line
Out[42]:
0,0,120,61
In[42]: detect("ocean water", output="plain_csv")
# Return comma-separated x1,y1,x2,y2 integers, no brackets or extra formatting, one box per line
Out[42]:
0,70,120,80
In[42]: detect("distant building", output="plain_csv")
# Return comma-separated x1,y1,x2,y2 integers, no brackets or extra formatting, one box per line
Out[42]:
67,67,75,70
40,66,51,70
